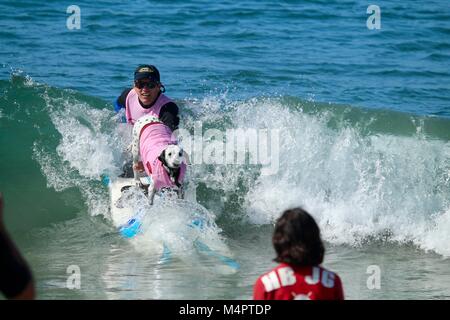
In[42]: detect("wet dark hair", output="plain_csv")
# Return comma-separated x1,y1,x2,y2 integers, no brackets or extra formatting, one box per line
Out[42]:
273,207,325,266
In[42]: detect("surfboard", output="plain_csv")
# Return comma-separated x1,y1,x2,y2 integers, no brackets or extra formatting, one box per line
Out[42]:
103,175,153,237
104,175,137,230
103,175,240,271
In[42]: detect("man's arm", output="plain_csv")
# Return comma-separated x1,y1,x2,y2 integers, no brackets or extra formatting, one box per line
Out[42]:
159,102,180,132
253,277,268,300
0,194,35,300
114,88,132,112
334,274,345,300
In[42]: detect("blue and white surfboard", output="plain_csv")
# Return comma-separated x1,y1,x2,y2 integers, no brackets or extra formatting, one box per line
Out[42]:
104,175,239,271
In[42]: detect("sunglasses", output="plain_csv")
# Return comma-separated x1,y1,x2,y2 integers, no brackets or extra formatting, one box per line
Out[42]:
135,81,158,89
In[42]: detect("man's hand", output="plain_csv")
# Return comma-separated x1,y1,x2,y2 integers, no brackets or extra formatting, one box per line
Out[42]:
0,193,4,231
133,161,145,172
0,192,35,300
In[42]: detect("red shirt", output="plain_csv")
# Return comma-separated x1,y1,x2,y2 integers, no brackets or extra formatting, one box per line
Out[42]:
253,263,344,300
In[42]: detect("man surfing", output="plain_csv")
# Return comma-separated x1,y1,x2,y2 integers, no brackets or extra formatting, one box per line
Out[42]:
114,64,181,177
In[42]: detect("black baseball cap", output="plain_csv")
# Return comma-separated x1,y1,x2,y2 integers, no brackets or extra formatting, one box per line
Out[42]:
134,64,160,82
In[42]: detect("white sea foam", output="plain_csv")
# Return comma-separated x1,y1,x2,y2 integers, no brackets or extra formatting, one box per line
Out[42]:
112,187,236,272
33,94,129,217
33,94,236,265
34,92,450,257
183,96,450,257
49,102,124,179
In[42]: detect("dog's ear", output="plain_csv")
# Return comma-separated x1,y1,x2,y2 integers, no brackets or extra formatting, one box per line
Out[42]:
158,149,167,165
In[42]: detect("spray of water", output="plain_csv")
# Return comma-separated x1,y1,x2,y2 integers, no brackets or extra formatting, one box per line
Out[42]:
32,88,450,257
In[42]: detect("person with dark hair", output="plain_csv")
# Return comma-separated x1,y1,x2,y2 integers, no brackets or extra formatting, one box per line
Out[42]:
253,207,344,300
0,193,35,299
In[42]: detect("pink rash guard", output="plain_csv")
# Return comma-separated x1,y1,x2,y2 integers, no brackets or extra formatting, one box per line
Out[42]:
133,116,186,190
125,89,173,125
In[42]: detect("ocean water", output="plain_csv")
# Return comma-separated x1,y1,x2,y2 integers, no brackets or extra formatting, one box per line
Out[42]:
0,0,449,300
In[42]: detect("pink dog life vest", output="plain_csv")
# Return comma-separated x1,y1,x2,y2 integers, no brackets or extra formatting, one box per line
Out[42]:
132,115,186,190
125,90,173,125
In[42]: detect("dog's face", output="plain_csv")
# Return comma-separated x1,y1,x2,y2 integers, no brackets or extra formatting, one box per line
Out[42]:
161,145,184,169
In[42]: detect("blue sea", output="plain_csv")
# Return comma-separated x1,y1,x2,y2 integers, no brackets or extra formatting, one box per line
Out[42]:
0,0,449,299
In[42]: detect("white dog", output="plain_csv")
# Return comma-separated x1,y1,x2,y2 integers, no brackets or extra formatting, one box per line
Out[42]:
131,115,187,205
